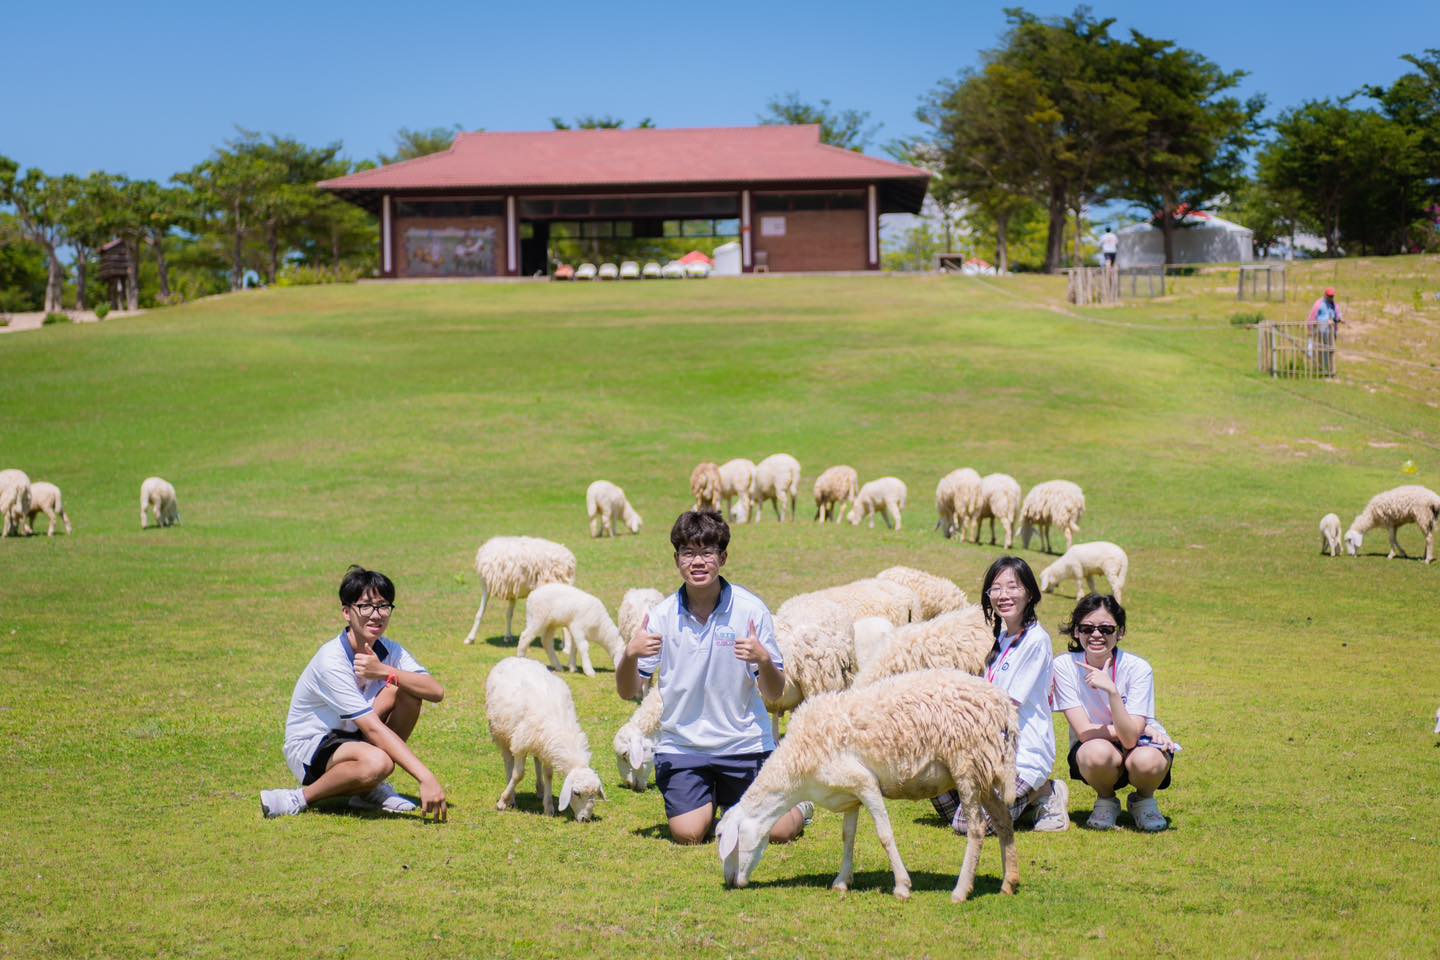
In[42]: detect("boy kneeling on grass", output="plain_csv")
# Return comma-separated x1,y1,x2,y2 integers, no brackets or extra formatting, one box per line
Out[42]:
615,510,811,844
261,566,447,820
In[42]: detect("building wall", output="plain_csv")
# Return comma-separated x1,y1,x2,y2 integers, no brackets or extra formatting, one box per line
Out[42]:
394,216,507,278
751,208,868,272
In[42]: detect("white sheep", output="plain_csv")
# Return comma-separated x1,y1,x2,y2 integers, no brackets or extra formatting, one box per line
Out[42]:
779,578,922,629
1345,485,1440,564
1019,480,1086,554
718,458,757,522
516,583,624,677
690,461,723,512
813,465,859,523
586,480,642,537
464,536,577,644
612,685,662,792
848,477,907,530
852,617,896,673
0,469,33,537
25,481,73,536
1038,541,1129,603
1319,513,1342,557
975,473,1021,549
139,476,180,530
934,468,982,540
853,606,993,686
485,656,607,821
876,566,968,620
617,587,664,655
717,669,1020,902
750,453,802,522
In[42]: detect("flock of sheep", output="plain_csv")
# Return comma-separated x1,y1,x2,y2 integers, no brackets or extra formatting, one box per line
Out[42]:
1318,484,1440,563
0,471,180,537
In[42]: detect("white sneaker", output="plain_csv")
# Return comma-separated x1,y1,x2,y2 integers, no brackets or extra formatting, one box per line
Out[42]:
1086,796,1121,830
348,783,417,814
1128,794,1169,832
1031,779,1070,832
797,801,816,827
260,787,306,818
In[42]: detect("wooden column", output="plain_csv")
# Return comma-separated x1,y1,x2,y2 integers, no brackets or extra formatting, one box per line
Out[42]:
867,184,879,270
741,189,753,272
505,196,518,276
381,195,393,277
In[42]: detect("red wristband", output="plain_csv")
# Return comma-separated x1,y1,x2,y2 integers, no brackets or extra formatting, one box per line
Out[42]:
386,671,398,687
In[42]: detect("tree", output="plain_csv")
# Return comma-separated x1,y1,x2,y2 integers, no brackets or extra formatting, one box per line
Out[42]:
378,125,465,165
0,211,48,312
549,115,654,130
131,180,189,304
1,160,69,311
758,93,880,151
176,140,284,290
57,173,117,310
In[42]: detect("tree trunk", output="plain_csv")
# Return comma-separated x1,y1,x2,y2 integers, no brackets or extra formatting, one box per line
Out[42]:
75,256,88,310
1160,209,1176,266
266,221,279,285
1045,185,1068,273
44,252,64,312
151,231,172,303
125,238,141,310
331,226,342,270
231,200,245,290
995,211,1010,275
1071,196,1085,268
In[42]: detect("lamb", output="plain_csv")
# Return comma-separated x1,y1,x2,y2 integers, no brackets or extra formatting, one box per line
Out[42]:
464,536,577,644
718,458,757,522
848,477,908,530
1345,485,1440,564
1038,541,1129,603
813,465,859,523
516,583,624,677
1319,513,1342,557
750,453,802,522
0,469,33,537
586,480,642,537
1019,480,1086,554
485,656,607,820
690,461,723,512
934,468,982,540
877,566,968,620
139,476,181,530
974,473,1021,549
853,606,993,686
25,481,73,536
717,669,1020,902
612,685,662,792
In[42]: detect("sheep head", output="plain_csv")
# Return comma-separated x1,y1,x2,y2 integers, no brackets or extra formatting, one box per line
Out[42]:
717,803,772,889
612,726,654,792
623,504,643,534
558,766,606,821
1037,563,1058,594
1345,529,1363,556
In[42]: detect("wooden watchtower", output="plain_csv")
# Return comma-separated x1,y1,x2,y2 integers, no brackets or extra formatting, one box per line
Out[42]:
99,239,133,310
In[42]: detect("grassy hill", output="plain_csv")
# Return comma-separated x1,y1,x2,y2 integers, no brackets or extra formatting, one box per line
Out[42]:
2,261,1437,958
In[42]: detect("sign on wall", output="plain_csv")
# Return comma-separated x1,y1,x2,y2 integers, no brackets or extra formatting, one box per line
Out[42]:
760,216,787,237
402,225,496,276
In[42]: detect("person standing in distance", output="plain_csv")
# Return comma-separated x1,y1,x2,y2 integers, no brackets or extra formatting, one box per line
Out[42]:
1307,286,1343,375
261,566,447,820
1100,225,1120,269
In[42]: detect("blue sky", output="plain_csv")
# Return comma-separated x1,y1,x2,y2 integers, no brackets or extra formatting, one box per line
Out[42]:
3,0,1437,182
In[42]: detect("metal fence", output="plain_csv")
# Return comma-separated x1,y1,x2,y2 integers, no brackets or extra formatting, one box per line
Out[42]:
1238,263,1287,302
1257,321,1337,378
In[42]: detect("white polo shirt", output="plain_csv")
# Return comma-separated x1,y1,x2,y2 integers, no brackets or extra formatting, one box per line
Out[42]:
1051,649,1157,750
282,630,427,781
638,578,783,757
988,622,1056,791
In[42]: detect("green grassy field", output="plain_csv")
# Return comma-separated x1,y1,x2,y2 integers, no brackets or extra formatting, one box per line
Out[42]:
2,262,1438,959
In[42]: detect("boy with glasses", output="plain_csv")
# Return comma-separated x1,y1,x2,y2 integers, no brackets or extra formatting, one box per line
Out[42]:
261,566,448,820
615,510,810,844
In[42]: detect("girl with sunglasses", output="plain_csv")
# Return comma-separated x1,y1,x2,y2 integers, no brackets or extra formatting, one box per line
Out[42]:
1051,594,1176,831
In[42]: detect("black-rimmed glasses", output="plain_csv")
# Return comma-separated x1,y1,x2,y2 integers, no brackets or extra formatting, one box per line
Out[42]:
352,602,395,617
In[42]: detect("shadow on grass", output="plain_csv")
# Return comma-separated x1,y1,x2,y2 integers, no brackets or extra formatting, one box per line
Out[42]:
310,793,459,822
482,635,516,648
632,822,686,842
741,869,1012,899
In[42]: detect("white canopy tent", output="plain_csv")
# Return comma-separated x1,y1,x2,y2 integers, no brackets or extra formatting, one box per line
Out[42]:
1116,212,1254,267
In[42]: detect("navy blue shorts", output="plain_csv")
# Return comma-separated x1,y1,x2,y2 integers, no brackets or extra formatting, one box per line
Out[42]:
654,752,770,818
302,730,366,786
1068,740,1173,791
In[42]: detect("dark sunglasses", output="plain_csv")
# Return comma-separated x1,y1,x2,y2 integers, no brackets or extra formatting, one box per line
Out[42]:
1075,622,1117,637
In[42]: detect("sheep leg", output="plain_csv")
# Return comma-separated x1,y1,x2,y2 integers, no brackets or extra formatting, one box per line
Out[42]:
504,601,518,641
858,787,911,900
979,786,1020,896
953,782,986,903
1085,575,1097,596
497,748,524,810
537,628,565,672
1387,526,1406,559
575,630,596,678
464,588,490,645
140,500,149,530
831,807,860,892
1065,525,1075,552
1001,518,1014,550
1425,522,1435,564
537,759,555,816
589,513,601,538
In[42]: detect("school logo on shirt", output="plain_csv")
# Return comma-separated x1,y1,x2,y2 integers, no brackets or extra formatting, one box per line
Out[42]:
715,626,736,647
1001,662,1010,671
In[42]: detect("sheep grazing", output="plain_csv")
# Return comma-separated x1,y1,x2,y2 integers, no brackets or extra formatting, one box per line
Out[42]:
813,465,859,523
854,606,994,687
613,685,662,792
848,477,908,530
934,468,982,540
516,583,623,677
750,453,802,522
975,473,1021,549
1019,480,1086,554
0,469,33,537
586,480,642,538
1345,485,1440,564
717,669,1020,902
1319,513,1342,557
485,656,606,821
718,458,757,522
139,476,181,530
464,536,577,644
690,461,723,512
877,566,968,620
25,481,73,536
1038,541,1129,603
852,617,896,673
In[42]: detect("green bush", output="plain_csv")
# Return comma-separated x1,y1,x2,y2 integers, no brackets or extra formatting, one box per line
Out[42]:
42,312,70,325
275,264,364,287
94,302,111,319
0,315,10,328
1230,311,1264,326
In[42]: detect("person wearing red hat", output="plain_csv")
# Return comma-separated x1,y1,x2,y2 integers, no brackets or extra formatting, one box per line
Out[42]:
1306,287,1343,376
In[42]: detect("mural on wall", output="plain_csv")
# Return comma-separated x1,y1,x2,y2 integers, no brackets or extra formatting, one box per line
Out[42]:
402,226,497,276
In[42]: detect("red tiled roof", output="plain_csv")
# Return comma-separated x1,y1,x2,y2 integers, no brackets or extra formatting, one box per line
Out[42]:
320,125,929,212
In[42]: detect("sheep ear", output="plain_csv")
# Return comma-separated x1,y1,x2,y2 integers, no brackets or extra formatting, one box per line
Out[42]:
627,733,645,771
717,811,739,861
558,771,574,812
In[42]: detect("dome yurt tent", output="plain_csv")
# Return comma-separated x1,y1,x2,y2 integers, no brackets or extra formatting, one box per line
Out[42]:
1116,212,1253,267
